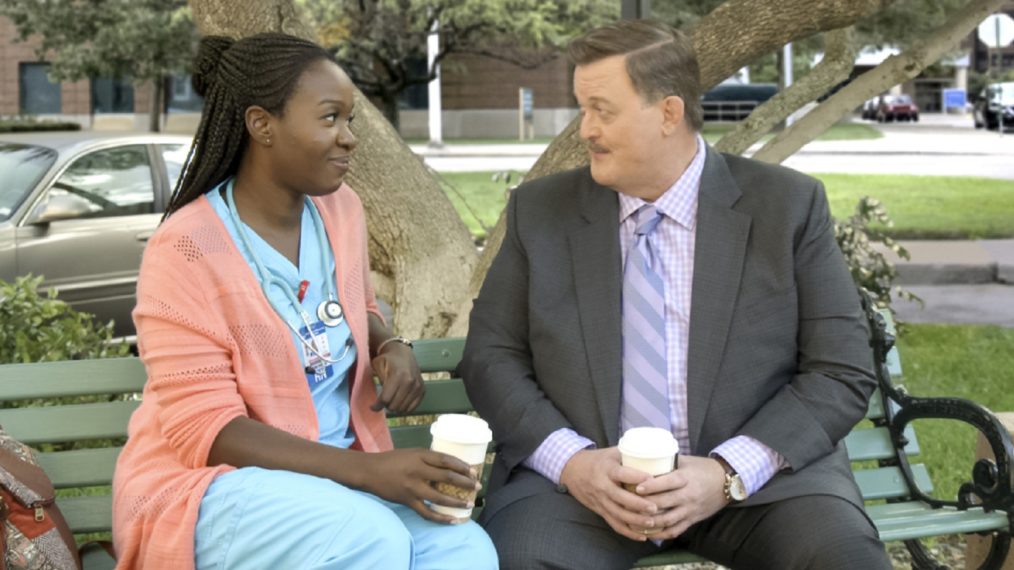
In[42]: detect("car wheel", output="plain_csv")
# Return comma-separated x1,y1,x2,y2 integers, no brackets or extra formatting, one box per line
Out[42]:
912,114,919,122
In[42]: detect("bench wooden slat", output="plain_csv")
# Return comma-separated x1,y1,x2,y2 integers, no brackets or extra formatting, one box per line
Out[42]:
866,390,884,420
59,494,112,534
854,464,933,500
393,378,473,416
413,339,465,374
390,424,433,449
81,544,116,570
0,357,145,398
0,401,137,444
844,425,920,461
869,502,1008,542
38,448,122,488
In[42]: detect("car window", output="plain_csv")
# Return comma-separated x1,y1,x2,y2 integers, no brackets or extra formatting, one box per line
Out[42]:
0,143,57,222
46,145,154,220
160,143,188,192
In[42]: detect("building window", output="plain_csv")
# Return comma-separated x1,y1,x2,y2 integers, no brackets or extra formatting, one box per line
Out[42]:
92,77,135,113
19,63,61,114
166,75,203,113
399,57,430,110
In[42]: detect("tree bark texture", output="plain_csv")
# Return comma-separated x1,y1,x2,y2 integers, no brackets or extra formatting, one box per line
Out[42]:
689,0,890,89
713,28,857,156
148,78,164,133
189,0,315,40
189,0,478,338
468,0,896,304
751,0,1007,165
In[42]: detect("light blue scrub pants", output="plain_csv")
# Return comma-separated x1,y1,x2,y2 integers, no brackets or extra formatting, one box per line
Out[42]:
194,466,498,569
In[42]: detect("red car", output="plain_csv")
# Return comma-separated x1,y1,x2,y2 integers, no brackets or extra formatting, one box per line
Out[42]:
876,94,919,122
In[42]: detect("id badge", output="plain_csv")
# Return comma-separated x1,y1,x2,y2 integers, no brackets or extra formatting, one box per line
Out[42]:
300,321,333,385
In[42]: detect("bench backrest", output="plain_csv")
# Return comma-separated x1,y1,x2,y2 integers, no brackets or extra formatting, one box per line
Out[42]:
0,313,923,535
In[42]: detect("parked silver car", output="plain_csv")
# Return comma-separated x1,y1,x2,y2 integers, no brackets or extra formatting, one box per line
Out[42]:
0,132,192,341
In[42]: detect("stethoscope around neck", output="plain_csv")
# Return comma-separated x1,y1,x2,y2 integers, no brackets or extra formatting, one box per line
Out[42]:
225,178,351,366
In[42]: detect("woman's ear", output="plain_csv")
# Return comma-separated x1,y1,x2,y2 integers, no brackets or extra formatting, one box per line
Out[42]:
660,95,686,136
245,105,274,147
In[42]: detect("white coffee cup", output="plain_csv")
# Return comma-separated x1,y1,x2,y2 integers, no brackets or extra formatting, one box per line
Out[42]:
429,413,493,519
618,427,679,535
618,427,679,480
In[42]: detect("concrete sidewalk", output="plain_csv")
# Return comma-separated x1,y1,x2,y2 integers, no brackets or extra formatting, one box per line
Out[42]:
882,239,1014,285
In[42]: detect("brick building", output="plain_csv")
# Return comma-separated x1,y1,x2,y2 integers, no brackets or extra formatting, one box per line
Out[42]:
1,15,200,131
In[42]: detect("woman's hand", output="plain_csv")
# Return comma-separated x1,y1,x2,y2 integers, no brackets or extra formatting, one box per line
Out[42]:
371,341,424,413
361,449,480,523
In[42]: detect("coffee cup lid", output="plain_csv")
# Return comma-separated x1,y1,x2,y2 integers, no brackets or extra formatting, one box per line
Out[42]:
618,427,679,458
430,413,493,445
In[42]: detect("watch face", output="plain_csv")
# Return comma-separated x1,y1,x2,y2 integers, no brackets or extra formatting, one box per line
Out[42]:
729,475,748,502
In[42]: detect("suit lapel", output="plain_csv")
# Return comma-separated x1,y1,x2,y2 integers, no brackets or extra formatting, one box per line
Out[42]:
568,171,624,447
686,148,752,452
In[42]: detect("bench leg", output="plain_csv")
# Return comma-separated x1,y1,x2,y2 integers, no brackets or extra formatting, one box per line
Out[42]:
965,412,1014,570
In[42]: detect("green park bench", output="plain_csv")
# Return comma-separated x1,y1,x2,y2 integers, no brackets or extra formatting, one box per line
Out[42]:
0,305,1011,570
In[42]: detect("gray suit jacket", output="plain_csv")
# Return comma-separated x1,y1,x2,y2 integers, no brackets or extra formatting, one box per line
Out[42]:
460,147,877,522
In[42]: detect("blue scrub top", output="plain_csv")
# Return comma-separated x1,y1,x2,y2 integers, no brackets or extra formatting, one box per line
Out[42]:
207,181,356,448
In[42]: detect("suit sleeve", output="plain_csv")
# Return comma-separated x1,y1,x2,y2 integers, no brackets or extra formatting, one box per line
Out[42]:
736,182,876,471
460,189,578,474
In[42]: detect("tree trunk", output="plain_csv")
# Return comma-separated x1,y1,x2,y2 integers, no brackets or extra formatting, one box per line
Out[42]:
751,0,1007,165
714,28,857,156
189,0,478,338
468,0,897,305
148,78,163,133
381,94,400,132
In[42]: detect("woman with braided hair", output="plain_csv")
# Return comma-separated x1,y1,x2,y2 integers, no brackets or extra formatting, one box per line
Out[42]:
111,33,498,569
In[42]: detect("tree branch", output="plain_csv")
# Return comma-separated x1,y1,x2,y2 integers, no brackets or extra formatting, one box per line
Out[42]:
752,0,1006,164
714,27,857,156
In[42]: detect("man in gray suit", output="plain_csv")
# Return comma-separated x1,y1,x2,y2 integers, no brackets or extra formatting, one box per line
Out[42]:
460,19,892,570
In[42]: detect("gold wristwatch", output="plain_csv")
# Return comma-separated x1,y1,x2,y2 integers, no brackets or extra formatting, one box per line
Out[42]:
715,456,748,503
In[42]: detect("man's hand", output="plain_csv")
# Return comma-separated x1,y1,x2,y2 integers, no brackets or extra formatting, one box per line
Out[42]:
371,342,424,413
559,447,661,541
634,455,729,540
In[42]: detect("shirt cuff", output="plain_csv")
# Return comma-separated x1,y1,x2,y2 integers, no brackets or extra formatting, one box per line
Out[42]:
523,428,596,485
710,435,787,496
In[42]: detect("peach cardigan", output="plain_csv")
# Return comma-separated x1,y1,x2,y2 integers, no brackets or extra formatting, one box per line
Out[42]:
111,184,393,569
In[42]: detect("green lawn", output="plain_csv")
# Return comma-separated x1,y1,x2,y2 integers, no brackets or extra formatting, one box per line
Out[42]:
404,136,556,145
406,120,880,147
701,120,882,143
893,324,1014,502
820,174,1014,239
438,171,1014,239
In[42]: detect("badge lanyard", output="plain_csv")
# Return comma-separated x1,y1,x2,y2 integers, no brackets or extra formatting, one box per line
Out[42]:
225,179,351,365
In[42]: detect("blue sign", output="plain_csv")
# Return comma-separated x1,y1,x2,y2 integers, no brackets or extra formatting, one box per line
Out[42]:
521,88,534,120
942,88,966,111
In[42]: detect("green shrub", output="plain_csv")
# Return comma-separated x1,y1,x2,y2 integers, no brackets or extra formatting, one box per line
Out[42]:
0,275,129,363
0,116,81,133
834,196,917,311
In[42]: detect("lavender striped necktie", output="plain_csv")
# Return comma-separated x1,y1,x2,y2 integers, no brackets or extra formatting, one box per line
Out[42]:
620,205,671,433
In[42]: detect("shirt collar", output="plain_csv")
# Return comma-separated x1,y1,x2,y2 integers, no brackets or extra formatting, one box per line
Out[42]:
618,133,706,230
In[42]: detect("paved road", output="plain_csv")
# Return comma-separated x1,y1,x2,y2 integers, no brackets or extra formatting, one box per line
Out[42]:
783,114,1014,180
413,113,1014,179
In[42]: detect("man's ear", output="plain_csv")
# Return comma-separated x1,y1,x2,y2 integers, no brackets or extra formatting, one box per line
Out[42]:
660,95,686,136
245,105,274,147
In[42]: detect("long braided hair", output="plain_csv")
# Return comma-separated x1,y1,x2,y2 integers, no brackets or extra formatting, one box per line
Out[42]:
164,33,338,219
